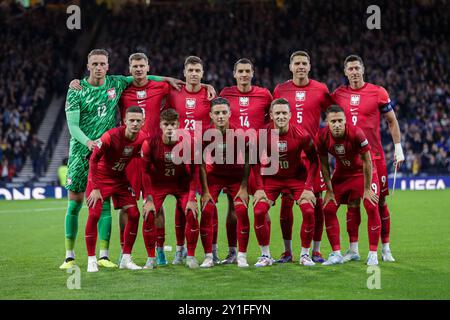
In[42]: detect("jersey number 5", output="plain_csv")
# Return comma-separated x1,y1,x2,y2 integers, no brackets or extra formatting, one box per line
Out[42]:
297,112,303,124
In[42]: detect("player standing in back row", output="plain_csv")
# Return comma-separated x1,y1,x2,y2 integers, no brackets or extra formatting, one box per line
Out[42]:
61,49,139,270
332,55,404,262
273,51,332,263
219,58,273,264
164,56,215,265
61,49,180,270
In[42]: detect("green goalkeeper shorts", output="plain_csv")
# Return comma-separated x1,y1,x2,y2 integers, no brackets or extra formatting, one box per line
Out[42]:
66,152,89,193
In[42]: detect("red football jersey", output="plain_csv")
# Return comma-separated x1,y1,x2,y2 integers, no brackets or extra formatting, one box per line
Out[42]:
220,85,272,130
165,85,211,133
202,124,247,177
331,82,392,160
89,126,146,189
119,80,170,136
273,79,332,137
316,124,372,176
259,123,317,185
141,134,195,188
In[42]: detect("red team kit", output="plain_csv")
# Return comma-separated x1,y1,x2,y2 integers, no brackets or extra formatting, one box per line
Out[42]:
83,56,399,270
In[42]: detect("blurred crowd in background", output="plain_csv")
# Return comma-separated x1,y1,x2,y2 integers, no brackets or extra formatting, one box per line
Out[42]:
0,0,448,182
0,1,81,182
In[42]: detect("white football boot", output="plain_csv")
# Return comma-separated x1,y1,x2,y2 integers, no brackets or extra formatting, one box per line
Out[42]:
322,252,344,266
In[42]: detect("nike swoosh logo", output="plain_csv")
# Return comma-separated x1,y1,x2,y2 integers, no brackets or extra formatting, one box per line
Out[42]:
144,229,153,232
190,229,199,232
130,232,137,235
370,226,380,231
85,96,96,104
240,231,248,234
305,229,313,233
240,109,248,112
350,108,358,111
186,111,195,115
320,184,326,188
138,100,145,104
255,225,264,230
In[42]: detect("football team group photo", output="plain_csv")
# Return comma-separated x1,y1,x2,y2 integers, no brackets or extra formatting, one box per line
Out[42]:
1,0,449,302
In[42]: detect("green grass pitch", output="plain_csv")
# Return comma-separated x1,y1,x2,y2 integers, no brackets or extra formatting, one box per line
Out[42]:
0,190,449,300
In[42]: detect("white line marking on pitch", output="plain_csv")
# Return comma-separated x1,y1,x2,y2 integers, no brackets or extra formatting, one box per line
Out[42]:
0,207,67,214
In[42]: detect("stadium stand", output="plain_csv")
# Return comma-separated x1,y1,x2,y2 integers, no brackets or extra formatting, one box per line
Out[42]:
0,0,448,184
97,0,449,176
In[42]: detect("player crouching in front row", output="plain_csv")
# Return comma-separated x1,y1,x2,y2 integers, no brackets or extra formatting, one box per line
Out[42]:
199,97,251,268
85,106,146,272
317,105,381,266
251,98,319,267
140,109,201,269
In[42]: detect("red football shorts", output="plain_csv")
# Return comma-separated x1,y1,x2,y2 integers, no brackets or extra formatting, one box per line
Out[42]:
262,177,307,203
86,179,137,209
374,158,389,197
301,154,326,193
331,171,380,205
125,157,143,200
204,174,243,202
149,184,193,214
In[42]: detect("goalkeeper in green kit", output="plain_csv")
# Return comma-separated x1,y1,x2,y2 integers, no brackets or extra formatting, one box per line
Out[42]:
60,49,179,269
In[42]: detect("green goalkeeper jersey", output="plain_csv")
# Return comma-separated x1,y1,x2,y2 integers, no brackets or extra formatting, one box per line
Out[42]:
65,75,132,154
64,74,164,192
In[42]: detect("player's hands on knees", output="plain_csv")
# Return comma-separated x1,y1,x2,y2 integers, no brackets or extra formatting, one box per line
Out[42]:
204,84,217,101
143,200,156,222
323,190,337,207
166,77,184,91
69,79,82,90
298,189,316,207
363,188,379,206
87,189,103,208
201,192,214,210
253,189,268,206
234,187,249,208
185,200,199,218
